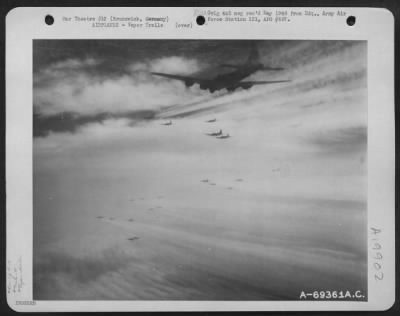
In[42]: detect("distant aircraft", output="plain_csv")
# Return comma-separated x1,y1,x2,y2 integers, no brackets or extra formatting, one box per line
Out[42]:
128,218,135,222
161,120,172,126
235,178,243,182
206,129,223,136
151,43,290,92
96,216,104,219
127,236,140,241
216,134,231,139
206,118,217,123
201,179,209,183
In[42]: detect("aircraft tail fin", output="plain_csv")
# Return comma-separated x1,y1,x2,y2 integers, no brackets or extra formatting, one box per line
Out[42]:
247,42,260,65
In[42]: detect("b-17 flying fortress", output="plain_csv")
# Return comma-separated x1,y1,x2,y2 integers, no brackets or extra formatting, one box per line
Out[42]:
206,129,223,136
216,133,231,139
152,44,290,92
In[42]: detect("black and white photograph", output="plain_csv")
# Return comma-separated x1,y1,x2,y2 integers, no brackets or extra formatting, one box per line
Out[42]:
32,39,368,301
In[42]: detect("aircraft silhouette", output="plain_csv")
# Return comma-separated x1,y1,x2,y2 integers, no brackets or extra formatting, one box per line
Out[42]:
201,179,209,183
151,43,290,92
127,236,140,241
216,134,231,139
96,216,104,219
206,129,223,136
206,118,217,123
161,120,172,126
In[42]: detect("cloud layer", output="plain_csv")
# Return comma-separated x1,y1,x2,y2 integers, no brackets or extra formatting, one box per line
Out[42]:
34,55,209,116
33,40,368,300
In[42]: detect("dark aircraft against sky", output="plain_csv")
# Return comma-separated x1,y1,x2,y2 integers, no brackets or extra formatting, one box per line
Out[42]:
151,45,290,92
206,129,223,136
216,134,231,139
161,120,172,126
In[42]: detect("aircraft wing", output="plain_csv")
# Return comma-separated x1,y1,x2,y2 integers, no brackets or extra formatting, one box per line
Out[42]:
236,80,291,89
220,65,284,71
151,72,209,84
261,67,284,71
219,64,242,69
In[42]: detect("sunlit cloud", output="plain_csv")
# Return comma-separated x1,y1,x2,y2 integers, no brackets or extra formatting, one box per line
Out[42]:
34,56,209,116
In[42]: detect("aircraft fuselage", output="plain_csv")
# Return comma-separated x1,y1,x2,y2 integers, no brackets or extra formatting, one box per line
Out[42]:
150,44,289,92
201,64,263,92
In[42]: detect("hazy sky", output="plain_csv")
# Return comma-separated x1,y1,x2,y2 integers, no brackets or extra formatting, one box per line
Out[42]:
33,40,368,300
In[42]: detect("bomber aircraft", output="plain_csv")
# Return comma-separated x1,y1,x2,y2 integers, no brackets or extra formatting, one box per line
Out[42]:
151,44,290,92
206,129,223,136
216,134,231,139
161,120,173,126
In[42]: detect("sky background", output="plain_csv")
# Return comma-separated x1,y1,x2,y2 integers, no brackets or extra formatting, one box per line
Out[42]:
33,40,367,300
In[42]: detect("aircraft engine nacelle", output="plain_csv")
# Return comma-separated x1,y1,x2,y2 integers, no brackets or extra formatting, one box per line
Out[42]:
240,83,253,90
199,82,208,90
185,80,195,87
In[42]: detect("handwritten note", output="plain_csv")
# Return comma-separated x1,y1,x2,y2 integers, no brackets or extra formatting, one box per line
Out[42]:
7,256,25,295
